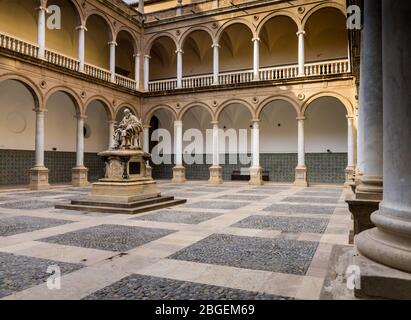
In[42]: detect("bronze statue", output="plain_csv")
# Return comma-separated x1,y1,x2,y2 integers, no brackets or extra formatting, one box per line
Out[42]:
113,108,143,149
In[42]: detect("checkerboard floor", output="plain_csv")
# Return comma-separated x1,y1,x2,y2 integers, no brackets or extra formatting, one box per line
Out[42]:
0,180,352,300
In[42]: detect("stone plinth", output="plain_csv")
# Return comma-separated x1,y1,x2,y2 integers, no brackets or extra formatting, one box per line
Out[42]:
29,166,50,190
249,166,264,185
294,165,308,187
72,166,89,187
172,165,186,183
346,196,379,243
209,165,223,184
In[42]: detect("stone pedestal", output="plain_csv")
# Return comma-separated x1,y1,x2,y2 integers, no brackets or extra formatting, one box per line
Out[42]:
249,166,264,185
71,166,89,187
346,196,379,242
172,165,186,183
355,176,383,201
294,165,308,187
208,165,223,184
29,166,50,190
353,251,411,300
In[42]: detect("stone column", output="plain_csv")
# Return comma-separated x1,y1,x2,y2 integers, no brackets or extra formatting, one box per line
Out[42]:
176,48,183,89
355,0,383,200
212,43,220,85
134,53,140,90
138,0,144,13
29,109,50,190
143,125,152,178
249,119,263,185
345,115,356,185
109,41,117,82
36,5,46,59
108,121,116,149
297,30,306,76
144,55,150,91
77,25,87,72
176,0,183,16
209,121,223,184
294,116,307,186
354,0,411,300
252,37,260,81
172,120,186,183
72,115,89,187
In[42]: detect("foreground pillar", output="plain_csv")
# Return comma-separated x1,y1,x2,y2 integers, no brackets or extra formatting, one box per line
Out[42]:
172,120,186,183
345,115,356,186
72,116,89,187
29,110,50,190
209,121,223,184
249,120,263,185
346,0,383,240
294,116,307,186
354,0,411,299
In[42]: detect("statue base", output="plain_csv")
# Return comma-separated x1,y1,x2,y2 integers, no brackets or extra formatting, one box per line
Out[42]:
56,149,186,214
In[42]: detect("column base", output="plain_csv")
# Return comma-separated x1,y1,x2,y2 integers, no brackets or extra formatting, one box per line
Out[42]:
72,166,89,187
172,165,186,183
294,165,308,187
345,196,379,244
356,210,411,273
355,175,383,201
344,166,355,187
145,164,152,179
353,249,411,300
249,166,264,185
29,166,50,190
208,165,223,184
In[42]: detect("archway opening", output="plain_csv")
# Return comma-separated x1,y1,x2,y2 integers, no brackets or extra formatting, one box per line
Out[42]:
0,79,37,185
85,100,110,181
44,91,78,183
305,96,348,183
259,16,298,68
218,103,253,180
182,106,212,180
182,30,213,77
46,0,80,58
219,24,253,73
85,14,111,69
260,100,298,182
305,7,348,62
116,31,135,78
0,0,37,43
149,36,177,81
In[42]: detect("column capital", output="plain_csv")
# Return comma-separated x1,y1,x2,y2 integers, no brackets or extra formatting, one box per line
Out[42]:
251,118,260,123
252,37,260,42
174,120,183,126
76,25,88,31
296,30,306,36
108,41,118,46
144,54,151,59
210,120,219,125
175,48,184,54
346,115,354,120
36,6,48,12
143,124,151,129
107,120,117,124
211,43,220,48
74,114,88,120
296,116,306,121
133,53,141,58
33,108,47,114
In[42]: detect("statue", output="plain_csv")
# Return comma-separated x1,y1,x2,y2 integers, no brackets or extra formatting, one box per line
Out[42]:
113,108,143,149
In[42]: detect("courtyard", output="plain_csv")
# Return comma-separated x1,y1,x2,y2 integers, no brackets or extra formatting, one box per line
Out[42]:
0,181,350,300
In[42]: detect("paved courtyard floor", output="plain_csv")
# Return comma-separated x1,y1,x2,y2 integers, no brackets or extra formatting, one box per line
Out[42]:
0,181,352,300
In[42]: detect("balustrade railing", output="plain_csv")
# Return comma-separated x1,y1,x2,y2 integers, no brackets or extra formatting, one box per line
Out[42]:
148,78,178,92
84,63,112,82
259,65,299,81
305,59,350,76
45,50,80,72
115,74,137,90
181,74,214,88
0,33,38,58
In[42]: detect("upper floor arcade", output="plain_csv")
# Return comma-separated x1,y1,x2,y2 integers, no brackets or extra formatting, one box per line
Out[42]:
0,0,354,95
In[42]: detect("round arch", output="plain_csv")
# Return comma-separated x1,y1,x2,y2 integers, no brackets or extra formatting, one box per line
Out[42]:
144,105,178,125
84,95,114,121
115,28,138,54
257,11,301,36
216,19,256,42
302,3,346,30
84,11,115,41
302,92,354,117
216,99,256,121
0,74,41,109
179,26,215,47
178,102,215,121
44,86,82,116
256,96,301,119
145,32,179,54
